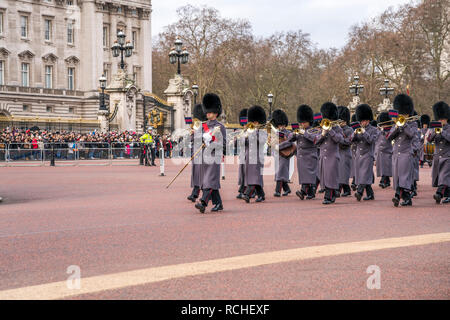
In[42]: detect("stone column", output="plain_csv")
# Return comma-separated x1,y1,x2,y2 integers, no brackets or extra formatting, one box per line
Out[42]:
105,69,138,132
164,74,191,133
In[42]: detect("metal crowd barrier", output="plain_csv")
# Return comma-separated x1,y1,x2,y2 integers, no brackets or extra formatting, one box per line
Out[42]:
0,142,143,167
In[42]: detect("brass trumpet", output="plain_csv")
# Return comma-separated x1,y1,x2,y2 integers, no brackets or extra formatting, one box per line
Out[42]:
396,115,420,127
435,127,442,134
355,127,365,134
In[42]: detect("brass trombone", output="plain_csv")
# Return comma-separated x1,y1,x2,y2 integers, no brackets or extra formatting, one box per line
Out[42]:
395,115,420,127
320,119,345,131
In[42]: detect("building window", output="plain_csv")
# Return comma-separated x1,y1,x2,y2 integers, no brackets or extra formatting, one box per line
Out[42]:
0,61,4,85
0,12,4,35
46,106,53,113
132,31,137,51
23,105,30,112
67,22,74,44
21,16,28,38
103,25,109,47
45,19,52,41
21,63,29,87
45,65,53,89
67,0,74,5
68,67,75,90
69,107,75,114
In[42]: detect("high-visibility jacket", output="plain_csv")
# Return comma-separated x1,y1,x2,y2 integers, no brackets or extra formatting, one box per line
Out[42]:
140,133,154,144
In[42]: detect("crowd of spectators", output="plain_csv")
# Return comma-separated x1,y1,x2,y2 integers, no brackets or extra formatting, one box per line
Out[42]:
0,127,176,160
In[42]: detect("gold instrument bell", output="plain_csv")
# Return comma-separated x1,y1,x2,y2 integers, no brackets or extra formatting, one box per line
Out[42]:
395,115,420,127
320,119,345,131
435,127,442,134
191,118,203,130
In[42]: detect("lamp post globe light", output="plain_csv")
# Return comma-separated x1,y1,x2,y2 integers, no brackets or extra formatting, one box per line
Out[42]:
349,75,364,96
379,79,394,98
267,93,274,118
192,84,199,105
169,38,189,75
111,30,133,70
99,74,107,111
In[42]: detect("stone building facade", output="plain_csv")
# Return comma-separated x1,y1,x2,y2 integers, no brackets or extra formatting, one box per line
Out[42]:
0,0,158,133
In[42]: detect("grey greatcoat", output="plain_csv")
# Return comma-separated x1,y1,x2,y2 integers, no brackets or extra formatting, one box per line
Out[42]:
412,129,421,181
200,120,227,190
351,125,378,185
245,129,267,186
283,130,319,184
387,121,418,190
191,129,203,188
375,131,393,177
338,125,353,185
315,126,345,190
274,128,293,182
237,134,246,186
428,124,450,187
419,128,427,162
351,142,357,179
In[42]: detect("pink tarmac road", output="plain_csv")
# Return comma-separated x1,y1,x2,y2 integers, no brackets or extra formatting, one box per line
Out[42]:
0,158,449,299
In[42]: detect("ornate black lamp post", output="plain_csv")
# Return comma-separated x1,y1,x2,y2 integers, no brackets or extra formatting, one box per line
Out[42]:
111,30,133,70
192,84,199,105
349,75,364,96
99,74,107,111
168,38,189,75
379,79,394,98
267,93,273,119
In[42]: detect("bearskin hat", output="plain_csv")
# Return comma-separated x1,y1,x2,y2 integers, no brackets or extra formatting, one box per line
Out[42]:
420,114,430,127
271,109,288,127
202,93,222,117
351,113,357,123
377,112,390,124
247,105,267,124
192,104,207,122
337,106,350,125
320,102,338,121
297,104,313,124
356,104,373,121
393,94,414,116
432,101,449,120
238,108,248,127
370,120,378,127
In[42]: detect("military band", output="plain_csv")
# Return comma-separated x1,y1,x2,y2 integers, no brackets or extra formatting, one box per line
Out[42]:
183,92,449,213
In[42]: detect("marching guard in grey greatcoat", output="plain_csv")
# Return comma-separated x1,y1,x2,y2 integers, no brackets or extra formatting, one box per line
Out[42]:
419,114,430,168
288,105,320,200
242,105,268,203
314,102,345,205
352,104,378,201
387,94,417,207
236,108,248,199
427,101,450,204
375,112,393,189
350,113,358,191
271,109,292,197
188,104,207,202
337,106,353,197
194,93,227,213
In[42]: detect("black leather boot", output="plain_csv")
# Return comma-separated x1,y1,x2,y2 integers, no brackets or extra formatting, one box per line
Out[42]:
363,185,375,200
195,200,206,213
355,185,364,201
211,203,223,212
274,181,281,197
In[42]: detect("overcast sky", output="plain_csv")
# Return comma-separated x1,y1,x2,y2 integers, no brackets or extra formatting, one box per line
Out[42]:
152,0,413,49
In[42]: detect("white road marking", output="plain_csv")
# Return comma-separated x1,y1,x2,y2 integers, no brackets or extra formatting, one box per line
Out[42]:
1,232,449,300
